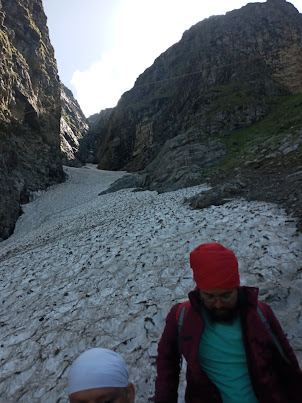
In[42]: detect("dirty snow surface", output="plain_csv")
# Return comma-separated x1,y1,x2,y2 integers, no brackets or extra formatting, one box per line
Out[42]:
0,164,302,402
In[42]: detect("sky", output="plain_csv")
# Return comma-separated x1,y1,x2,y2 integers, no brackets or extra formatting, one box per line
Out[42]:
42,0,302,117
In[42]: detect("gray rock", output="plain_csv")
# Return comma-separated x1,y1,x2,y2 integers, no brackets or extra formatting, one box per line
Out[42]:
282,144,299,155
187,178,247,209
0,0,64,240
60,84,89,166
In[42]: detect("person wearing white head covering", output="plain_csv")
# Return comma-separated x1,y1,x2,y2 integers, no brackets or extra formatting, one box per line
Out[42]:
68,348,135,403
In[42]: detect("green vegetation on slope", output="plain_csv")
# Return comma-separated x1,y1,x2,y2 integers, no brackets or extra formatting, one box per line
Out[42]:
213,92,302,173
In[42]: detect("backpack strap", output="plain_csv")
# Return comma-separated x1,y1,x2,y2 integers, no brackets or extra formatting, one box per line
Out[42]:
176,300,191,367
257,301,290,365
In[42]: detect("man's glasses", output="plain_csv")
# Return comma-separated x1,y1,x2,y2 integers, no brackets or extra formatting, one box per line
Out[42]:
200,292,237,305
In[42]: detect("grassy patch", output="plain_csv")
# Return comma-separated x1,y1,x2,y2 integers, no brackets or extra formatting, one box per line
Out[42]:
0,103,11,123
206,81,256,110
209,92,302,173
17,1,41,39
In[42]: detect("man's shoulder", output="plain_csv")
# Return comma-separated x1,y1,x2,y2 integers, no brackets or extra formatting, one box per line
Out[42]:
173,300,191,324
165,299,194,325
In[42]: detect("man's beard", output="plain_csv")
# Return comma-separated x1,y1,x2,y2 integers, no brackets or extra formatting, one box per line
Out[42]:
204,304,239,324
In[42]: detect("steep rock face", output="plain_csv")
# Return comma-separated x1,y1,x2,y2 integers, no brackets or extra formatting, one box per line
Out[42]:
95,0,302,191
86,107,113,163
0,0,63,240
60,83,89,166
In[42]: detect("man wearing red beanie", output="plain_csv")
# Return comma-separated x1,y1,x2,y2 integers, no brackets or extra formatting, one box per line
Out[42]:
154,243,302,402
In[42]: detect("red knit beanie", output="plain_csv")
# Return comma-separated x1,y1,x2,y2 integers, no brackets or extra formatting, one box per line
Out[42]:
190,243,239,290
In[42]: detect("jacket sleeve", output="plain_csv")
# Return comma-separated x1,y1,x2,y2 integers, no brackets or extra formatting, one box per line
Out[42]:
154,303,181,403
263,303,302,400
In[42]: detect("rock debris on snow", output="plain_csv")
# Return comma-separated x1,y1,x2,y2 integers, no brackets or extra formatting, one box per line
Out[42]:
0,165,301,402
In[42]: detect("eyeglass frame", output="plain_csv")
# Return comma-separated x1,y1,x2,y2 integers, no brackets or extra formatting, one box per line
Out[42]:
199,289,238,305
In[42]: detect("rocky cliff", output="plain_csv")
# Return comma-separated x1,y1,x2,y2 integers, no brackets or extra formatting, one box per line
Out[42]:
95,0,302,228
0,0,64,240
60,83,89,166
95,0,302,176
86,107,114,163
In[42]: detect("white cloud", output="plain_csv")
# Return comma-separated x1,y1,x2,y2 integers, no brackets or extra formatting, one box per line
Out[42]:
71,51,133,116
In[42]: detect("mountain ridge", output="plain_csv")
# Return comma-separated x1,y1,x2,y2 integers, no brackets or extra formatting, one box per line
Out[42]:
92,0,302,229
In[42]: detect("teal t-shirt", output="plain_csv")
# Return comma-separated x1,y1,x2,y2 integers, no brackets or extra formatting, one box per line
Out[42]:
198,307,258,403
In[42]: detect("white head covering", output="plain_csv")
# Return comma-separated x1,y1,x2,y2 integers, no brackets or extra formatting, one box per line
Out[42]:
68,348,129,395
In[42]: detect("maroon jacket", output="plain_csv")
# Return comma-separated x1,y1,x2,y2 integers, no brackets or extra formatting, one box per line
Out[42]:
155,286,302,402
